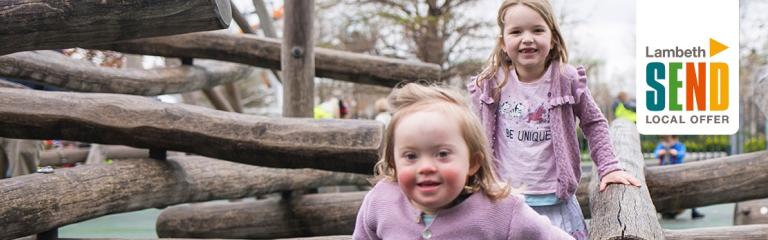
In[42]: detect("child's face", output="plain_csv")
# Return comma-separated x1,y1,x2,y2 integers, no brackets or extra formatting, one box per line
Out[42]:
393,110,479,214
501,4,553,72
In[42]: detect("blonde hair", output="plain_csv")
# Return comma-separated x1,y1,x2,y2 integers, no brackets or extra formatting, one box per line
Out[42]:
373,83,510,200
475,0,568,98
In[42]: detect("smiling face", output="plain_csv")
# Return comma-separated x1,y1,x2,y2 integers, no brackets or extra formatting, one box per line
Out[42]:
501,4,553,74
393,110,479,214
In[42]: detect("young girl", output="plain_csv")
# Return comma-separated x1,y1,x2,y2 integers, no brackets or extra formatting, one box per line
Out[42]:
353,83,572,240
467,0,641,238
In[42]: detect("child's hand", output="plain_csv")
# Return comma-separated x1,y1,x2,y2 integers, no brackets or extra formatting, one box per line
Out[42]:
669,149,678,155
599,171,642,192
656,149,667,155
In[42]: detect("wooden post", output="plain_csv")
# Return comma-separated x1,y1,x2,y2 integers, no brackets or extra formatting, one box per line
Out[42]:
231,4,256,34
282,0,315,118
254,0,279,38
252,0,284,84
588,119,664,239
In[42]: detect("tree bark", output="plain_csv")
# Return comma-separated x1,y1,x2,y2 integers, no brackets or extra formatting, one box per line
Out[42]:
96,32,442,87
577,151,768,218
647,151,768,213
0,156,369,239
157,192,365,239
0,51,253,96
663,224,768,240
0,88,383,174
588,119,664,240
0,0,231,55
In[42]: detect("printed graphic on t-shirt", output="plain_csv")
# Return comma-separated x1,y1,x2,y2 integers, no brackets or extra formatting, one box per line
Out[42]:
499,99,551,143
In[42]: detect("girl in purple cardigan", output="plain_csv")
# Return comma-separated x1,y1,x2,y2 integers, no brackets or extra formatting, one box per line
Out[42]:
467,0,641,239
353,83,572,239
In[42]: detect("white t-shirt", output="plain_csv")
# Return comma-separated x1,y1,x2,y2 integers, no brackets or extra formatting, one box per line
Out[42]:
495,68,557,194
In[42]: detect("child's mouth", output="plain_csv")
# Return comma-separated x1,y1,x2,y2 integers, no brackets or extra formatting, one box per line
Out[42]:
416,181,441,191
519,48,538,54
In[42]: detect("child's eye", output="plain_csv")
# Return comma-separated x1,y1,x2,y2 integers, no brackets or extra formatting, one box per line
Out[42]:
404,153,418,161
435,150,450,158
534,28,546,33
509,30,521,35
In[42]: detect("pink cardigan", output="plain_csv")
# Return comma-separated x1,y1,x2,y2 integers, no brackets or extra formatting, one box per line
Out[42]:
353,181,573,240
467,63,621,200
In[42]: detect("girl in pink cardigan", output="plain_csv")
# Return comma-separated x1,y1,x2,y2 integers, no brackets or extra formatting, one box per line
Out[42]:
353,83,572,239
467,0,641,239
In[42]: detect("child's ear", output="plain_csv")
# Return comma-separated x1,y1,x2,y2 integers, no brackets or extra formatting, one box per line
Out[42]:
469,152,483,176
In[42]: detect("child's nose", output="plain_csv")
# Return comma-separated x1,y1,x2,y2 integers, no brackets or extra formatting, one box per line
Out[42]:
417,160,438,174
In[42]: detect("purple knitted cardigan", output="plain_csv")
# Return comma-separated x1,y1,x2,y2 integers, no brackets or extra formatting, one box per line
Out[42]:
467,63,621,200
353,181,574,240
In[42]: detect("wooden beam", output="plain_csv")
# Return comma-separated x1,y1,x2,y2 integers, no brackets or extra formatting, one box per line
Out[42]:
577,151,768,218
0,88,382,174
0,51,253,96
663,224,768,240
39,146,149,166
253,0,279,38
95,32,442,87
231,4,257,34
157,192,364,239
282,0,315,118
647,151,768,213
0,156,369,239
0,0,231,56
588,119,664,239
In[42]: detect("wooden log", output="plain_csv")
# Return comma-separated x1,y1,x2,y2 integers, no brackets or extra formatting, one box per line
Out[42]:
231,4,256,34
157,192,365,239
663,224,768,240
588,119,664,239
282,0,315,118
0,0,231,56
647,151,768,213
39,146,149,166
734,198,768,225
0,156,369,239
577,151,768,218
96,32,442,87
254,0,279,38
0,51,252,96
0,88,382,174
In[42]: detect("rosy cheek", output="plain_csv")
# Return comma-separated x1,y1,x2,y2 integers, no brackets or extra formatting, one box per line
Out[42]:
397,168,416,188
440,169,465,191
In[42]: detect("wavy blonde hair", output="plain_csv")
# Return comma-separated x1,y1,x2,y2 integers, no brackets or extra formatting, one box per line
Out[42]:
475,0,568,98
373,83,510,200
